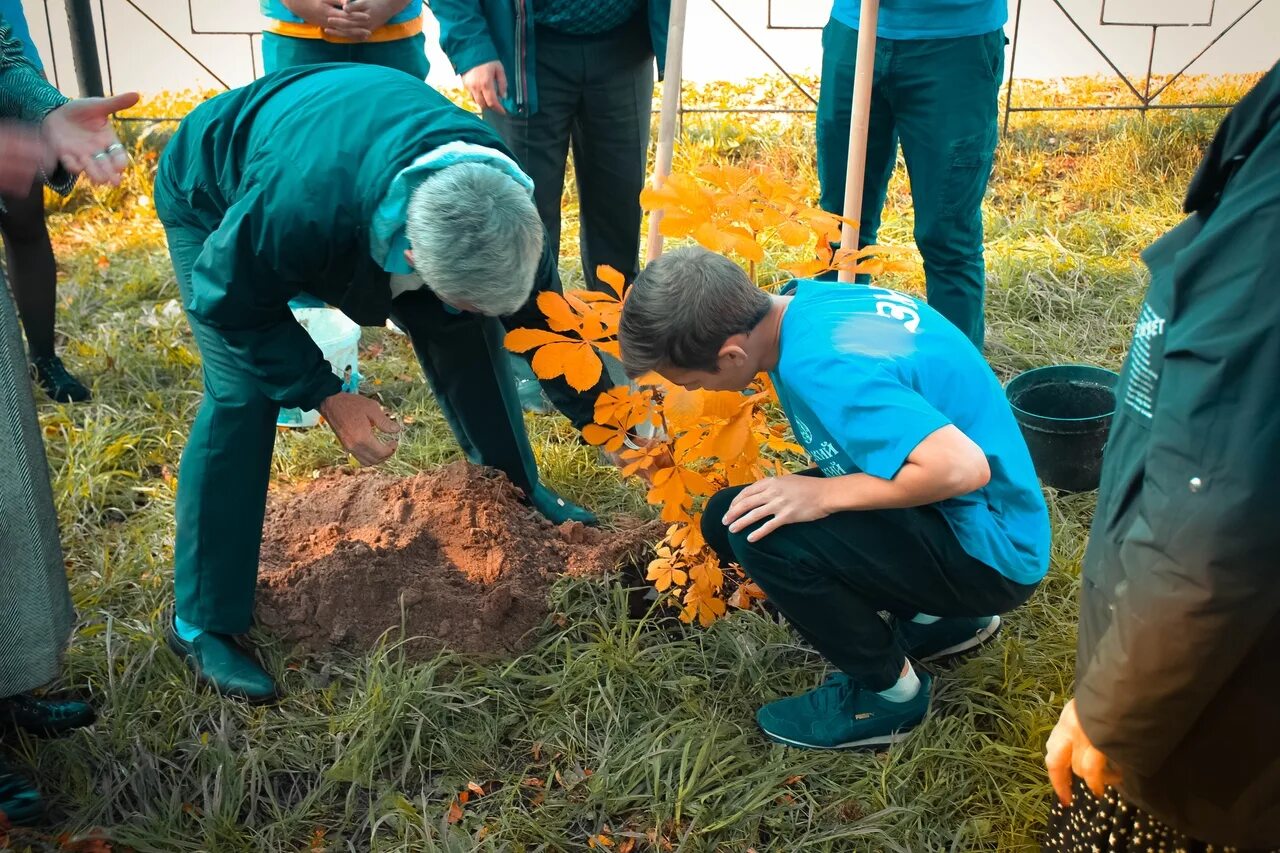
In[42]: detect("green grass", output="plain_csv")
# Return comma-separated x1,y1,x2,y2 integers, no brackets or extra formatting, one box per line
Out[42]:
7,78,1250,851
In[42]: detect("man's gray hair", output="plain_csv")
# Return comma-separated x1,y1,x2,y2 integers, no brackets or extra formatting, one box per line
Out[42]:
619,246,771,378
405,162,543,317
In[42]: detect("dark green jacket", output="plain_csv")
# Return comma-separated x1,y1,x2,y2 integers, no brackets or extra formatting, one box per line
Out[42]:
153,64,522,412
1076,64,1280,847
431,0,669,117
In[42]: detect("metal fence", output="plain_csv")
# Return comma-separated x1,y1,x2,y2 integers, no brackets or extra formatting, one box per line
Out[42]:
35,0,1267,126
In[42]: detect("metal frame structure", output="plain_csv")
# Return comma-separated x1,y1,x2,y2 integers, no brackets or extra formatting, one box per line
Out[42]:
35,0,1264,125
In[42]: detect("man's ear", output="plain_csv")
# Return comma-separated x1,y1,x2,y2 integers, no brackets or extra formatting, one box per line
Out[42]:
403,248,415,269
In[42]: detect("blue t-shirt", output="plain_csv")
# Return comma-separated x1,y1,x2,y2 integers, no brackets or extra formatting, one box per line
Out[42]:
771,281,1049,585
0,0,43,70
831,0,1006,40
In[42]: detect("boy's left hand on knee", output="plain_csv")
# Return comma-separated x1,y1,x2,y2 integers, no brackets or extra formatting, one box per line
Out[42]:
725,474,831,542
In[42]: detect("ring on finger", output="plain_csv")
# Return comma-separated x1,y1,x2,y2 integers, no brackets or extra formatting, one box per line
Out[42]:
91,150,110,161
105,142,125,154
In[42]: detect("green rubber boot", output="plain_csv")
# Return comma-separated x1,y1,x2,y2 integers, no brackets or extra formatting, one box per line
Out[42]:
529,481,597,526
167,620,279,704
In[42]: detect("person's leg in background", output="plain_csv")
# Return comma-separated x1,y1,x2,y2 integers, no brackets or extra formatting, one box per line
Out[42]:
164,226,280,703
484,37,581,413
815,18,899,284
701,478,1034,749
0,179,90,402
389,286,596,525
890,30,1004,350
571,23,652,290
0,264,81,823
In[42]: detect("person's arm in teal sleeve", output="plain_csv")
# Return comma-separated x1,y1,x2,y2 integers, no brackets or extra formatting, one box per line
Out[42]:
0,17,67,123
429,0,499,75
185,186,343,411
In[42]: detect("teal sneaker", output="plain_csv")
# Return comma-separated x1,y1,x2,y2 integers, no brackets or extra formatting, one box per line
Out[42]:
895,615,1002,663
756,671,932,750
166,620,279,704
0,757,43,825
528,482,598,526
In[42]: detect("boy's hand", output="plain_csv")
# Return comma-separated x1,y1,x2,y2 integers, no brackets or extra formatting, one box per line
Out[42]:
724,474,831,542
319,392,401,466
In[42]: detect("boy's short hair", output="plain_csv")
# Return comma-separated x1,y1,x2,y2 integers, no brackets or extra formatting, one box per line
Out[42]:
619,246,772,378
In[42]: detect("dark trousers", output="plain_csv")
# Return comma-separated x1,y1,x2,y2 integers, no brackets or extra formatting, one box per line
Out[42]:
816,21,1005,348
166,227,540,634
484,20,654,290
702,472,1036,690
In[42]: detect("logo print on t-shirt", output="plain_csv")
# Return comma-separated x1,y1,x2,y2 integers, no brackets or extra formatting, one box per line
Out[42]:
795,418,813,445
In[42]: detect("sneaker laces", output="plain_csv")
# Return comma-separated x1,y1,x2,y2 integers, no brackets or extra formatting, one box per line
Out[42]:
813,672,858,714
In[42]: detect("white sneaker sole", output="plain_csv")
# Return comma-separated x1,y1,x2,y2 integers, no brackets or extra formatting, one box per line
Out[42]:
918,615,1002,663
762,728,917,750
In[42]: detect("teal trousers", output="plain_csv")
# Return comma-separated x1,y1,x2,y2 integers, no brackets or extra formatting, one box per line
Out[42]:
166,227,538,634
260,31,430,80
817,21,1005,349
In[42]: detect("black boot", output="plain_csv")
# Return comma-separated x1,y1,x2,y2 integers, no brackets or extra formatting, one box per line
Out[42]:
0,693,96,737
32,354,90,403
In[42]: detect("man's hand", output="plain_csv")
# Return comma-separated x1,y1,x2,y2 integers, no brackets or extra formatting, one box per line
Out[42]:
319,392,402,466
41,92,140,185
724,474,832,542
0,123,44,194
462,60,508,115
1045,698,1123,806
281,0,344,27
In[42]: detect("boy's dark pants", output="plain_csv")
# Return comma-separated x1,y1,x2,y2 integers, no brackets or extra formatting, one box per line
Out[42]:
702,472,1036,690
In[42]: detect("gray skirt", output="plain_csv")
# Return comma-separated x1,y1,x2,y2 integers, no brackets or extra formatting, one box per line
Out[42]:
0,268,73,697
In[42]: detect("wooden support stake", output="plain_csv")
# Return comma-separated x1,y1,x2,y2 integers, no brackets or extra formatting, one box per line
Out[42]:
644,0,688,263
837,0,880,283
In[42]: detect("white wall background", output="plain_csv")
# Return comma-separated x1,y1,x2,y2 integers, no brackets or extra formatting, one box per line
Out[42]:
15,0,1280,102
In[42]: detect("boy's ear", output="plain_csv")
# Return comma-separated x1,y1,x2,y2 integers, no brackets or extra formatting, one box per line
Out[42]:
718,334,750,366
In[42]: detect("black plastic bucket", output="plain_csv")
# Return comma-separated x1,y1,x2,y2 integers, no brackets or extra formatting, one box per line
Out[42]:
1005,364,1119,493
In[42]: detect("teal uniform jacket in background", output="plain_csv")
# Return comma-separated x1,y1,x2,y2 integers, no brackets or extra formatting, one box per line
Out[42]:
0,0,42,69
817,1,1006,349
154,64,600,634
432,0,670,117
259,0,429,80
1072,64,1280,847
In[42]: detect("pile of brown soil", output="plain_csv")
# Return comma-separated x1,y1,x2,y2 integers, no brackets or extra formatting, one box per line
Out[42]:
256,462,658,659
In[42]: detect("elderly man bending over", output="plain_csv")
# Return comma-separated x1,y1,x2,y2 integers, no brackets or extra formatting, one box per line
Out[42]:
154,64,605,702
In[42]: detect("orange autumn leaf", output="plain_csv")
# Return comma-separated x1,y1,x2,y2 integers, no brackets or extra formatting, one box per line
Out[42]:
776,220,811,247
582,422,629,452
446,799,464,824
595,265,626,298
467,782,486,796
537,291,583,333
647,552,687,592
505,327,575,353
531,341,603,391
